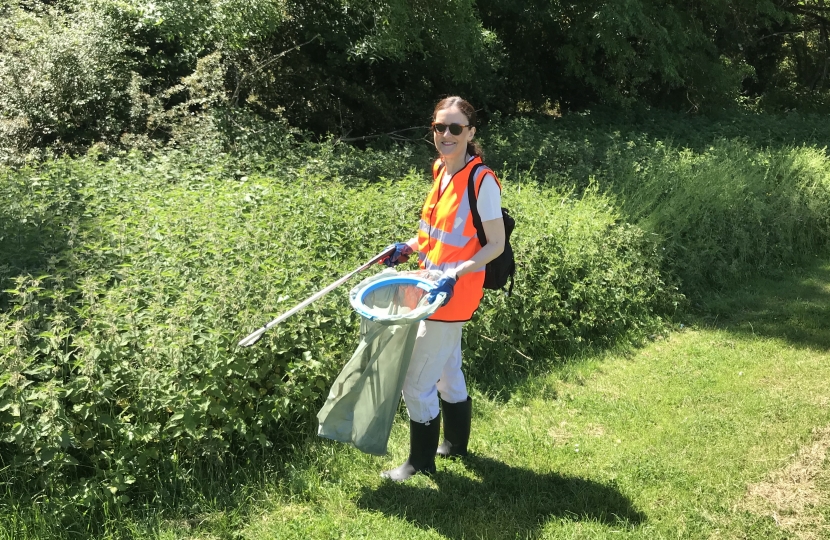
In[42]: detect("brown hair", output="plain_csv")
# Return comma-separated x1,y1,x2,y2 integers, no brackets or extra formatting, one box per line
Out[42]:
433,96,484,160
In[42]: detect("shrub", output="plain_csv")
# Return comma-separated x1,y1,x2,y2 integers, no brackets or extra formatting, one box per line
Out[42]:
0,145,680,516
465,181,681,389
0,2,134,164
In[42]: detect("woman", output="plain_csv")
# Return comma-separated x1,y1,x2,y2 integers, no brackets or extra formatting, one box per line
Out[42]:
381,96,506,482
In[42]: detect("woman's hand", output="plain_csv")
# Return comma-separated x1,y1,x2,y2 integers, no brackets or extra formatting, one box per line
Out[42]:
427,272,457,306
382,242,414,267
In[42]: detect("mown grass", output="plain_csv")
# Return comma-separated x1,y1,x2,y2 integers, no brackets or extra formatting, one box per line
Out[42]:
7,258,826,539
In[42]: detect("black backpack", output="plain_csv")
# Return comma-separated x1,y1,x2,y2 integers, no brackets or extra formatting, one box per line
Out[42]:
467,163,516,295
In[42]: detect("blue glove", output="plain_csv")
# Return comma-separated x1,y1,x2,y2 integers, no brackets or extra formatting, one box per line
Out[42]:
427,273,457,306
382,242,413,267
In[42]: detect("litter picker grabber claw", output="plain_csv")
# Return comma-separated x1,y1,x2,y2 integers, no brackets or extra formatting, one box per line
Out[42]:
237,246,396,347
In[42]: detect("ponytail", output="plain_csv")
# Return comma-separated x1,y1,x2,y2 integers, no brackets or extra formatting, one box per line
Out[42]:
467,141,485,161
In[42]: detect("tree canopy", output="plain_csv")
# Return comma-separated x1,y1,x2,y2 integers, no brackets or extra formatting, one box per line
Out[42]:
1,0,828,159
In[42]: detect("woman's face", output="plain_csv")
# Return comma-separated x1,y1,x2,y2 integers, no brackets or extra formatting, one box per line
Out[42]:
433,105,475,160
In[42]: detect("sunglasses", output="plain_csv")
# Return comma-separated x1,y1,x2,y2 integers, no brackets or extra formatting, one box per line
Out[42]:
431,122,471,136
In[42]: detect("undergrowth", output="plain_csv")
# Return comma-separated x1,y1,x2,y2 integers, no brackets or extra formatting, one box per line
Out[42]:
484,109,830,297
0,141,676,528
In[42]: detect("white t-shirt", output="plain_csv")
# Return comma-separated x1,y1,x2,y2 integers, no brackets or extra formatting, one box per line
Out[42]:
438,163,502,222
475,174,503,222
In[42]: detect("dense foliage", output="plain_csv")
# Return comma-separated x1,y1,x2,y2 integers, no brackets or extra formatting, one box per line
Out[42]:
0,141,677,515
2,0,830,159
484,110,830,295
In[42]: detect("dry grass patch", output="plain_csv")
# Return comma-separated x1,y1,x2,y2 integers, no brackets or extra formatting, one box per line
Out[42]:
584,423,606,438
547,420,573,446
742,426,830,539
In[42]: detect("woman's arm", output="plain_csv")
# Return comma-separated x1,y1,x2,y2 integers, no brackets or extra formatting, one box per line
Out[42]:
453,171,505,278
452,217,505,278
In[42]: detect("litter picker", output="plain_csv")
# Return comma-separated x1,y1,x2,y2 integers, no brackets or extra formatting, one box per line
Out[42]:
237,246,396,347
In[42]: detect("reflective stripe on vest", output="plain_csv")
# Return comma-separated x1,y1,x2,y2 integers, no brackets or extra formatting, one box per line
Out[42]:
417,156,500,322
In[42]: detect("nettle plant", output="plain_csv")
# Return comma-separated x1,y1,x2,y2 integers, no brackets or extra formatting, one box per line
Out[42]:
0,150,427,509
0,147,681,512
463,181,682,388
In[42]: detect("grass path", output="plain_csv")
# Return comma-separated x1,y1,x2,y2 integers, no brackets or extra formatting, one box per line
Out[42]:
220,261,830,540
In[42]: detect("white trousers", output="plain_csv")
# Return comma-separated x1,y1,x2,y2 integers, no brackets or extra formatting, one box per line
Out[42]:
402,320,468,423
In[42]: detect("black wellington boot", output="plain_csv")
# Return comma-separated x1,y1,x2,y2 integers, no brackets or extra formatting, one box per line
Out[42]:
381,414,440,482
436,396,472,458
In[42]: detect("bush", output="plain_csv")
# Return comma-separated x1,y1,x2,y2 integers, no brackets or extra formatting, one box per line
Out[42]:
0,145,680,516
0,2,134,164
465,181,681,389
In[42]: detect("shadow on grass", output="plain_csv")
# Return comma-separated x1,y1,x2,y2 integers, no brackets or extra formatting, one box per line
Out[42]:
696,260,830,351
357,455,645,539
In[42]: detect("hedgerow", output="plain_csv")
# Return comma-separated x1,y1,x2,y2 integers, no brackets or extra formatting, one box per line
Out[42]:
465,182,680,389
0,144,679,516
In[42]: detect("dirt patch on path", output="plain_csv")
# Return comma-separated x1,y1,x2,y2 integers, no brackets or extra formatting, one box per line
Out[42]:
742,427,830,539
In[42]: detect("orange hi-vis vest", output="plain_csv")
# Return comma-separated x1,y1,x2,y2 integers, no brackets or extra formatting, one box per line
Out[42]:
418,156,502,322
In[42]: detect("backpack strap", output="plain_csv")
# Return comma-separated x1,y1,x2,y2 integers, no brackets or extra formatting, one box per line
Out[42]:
467,163,488,247
468,163,516,297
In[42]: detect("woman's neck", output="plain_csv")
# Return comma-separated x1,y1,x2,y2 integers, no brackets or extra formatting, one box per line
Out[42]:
443,153,469,176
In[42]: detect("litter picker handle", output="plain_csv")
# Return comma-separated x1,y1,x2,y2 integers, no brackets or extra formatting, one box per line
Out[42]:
237,246,396,347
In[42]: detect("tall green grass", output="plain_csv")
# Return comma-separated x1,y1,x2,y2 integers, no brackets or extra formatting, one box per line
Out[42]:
484,111,830,296
598,140,830,294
